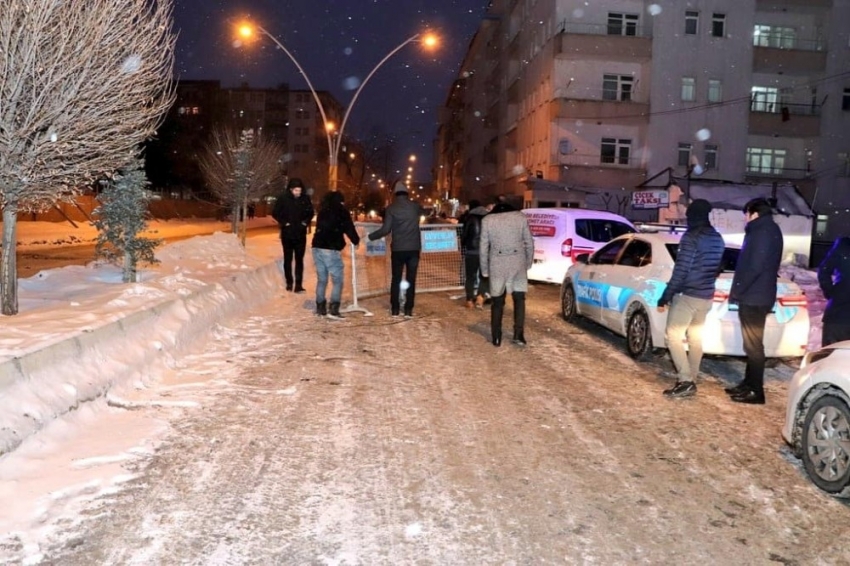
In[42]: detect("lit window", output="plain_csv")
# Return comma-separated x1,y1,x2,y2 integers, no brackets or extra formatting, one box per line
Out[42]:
685,11,699,35
754,25,796,48
746,147,787,175
752,86,779,112
681,77,696,101
708,80,722,103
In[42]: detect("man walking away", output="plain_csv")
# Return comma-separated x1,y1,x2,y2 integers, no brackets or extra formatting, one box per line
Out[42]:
818,236,850,346
461,199,490,309
657,199,725,398
726,198,783,404
272,178,314,293
480,201,534,347
367,181,424,318
311,191,360,319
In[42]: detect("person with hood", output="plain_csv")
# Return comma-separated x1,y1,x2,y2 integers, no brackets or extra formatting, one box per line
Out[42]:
311,191,360,319
460,199,491,309
726,197,783,405
272,178,314,293
480,201,534,347
818,236,850,346
656,199,725,398
366,181,425,317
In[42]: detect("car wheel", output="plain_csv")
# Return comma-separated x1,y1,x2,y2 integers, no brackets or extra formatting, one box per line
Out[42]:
802,394,850,494
561,280,578,322
626,307,651,359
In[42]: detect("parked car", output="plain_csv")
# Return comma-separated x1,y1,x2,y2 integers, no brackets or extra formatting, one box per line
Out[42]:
522,208,635,284
559,232,810,359
782,341,850,495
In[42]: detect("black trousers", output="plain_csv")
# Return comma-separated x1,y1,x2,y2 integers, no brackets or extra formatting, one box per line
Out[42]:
491,292,526,339
391,250,420,314
282,237,306,287
464,253,487,301
739,304,772,394
822,321,850,347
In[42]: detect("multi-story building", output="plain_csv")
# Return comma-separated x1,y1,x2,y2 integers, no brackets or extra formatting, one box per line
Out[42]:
436,0,850,247
147,81,344,200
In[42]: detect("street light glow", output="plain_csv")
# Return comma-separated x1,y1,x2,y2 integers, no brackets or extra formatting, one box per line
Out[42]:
237,23,254,39
421,33,438,49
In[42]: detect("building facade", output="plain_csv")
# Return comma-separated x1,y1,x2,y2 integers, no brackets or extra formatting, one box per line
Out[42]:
436,0,850,244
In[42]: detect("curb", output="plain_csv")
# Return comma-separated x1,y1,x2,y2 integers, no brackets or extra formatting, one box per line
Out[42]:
0,260,283,456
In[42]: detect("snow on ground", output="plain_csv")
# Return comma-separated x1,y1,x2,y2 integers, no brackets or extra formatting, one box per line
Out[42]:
1,219,287,563
0,217,833,564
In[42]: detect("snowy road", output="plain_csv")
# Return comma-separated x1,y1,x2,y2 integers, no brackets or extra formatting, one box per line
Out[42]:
7,285,850,564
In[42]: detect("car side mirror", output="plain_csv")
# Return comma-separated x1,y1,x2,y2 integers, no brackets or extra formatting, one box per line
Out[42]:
575,253,589,265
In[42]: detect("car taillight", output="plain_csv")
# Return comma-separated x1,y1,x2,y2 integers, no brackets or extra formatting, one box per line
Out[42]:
713,290,729,303
778,295,807,307
561,237,573,258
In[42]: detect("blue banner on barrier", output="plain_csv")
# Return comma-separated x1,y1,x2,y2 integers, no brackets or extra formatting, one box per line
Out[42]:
365,238,386,256
422,229,458,253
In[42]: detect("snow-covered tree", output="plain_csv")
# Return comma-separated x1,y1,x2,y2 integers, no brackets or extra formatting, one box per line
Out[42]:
198,127,285,245
92,158,161,283
0,0,176,315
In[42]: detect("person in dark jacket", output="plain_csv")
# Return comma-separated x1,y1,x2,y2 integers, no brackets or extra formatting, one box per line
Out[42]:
311,191,360,319
726,197,784,404
657,199,725,398
818,236,850,346
461,199,491,309
272,178,314,293
367,181,425,317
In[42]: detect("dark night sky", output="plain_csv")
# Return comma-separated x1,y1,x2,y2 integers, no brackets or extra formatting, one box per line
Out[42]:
172,0,488,177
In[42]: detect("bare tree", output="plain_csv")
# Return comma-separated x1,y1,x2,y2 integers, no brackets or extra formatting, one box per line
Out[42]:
197,127,285,245
0,0,176,315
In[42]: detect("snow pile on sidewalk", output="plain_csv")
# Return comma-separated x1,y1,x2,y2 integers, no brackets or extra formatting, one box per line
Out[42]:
0,231,283,456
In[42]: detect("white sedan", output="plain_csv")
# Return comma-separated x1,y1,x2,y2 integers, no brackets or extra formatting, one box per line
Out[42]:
783,341,850,495
559,232,810,359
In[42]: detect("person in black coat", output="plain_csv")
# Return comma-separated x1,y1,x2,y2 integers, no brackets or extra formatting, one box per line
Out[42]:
657,199,725,398
726,198,784,404
311,191,360,319
818,236,850,346
366,181,424,317
460,199,491,308
272,178,314,293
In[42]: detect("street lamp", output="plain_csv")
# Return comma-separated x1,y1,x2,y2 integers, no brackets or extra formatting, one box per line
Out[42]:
237,21,438,190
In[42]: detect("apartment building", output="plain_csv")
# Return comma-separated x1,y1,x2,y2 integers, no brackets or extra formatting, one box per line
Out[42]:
147,81,344,198
436,0,850,244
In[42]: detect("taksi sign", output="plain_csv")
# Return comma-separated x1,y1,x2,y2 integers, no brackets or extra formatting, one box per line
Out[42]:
631,190,669,209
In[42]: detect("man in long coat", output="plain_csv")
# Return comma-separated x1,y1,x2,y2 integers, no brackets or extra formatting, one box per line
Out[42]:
480,202,534,347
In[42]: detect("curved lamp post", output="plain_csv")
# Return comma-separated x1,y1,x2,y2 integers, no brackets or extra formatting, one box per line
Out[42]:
237,23,438,190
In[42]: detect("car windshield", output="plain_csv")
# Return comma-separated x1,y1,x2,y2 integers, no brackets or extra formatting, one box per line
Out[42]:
665,244,740,272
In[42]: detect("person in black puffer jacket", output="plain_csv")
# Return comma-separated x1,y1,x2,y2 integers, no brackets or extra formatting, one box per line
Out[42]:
726,197,784,405
272,178,314,293
818,236,850,346
366,181,425,317
311,191,360,319
460,200,491,308
657,199,725,399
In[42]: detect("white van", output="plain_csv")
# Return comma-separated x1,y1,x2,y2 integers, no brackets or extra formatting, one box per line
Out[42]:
522,208,636,283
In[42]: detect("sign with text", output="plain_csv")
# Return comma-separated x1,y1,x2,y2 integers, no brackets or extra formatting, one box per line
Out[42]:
631,190,670,209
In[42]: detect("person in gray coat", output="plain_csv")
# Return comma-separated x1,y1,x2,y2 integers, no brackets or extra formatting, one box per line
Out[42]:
367,181,425,317
480,201,534,346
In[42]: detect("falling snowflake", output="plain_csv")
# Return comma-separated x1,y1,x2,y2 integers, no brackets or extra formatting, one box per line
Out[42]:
696,128,712,141
648,4,662,16
121,55,142,74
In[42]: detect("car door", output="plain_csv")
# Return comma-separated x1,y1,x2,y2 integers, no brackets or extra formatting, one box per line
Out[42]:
599,237,653,329
572,238,628,324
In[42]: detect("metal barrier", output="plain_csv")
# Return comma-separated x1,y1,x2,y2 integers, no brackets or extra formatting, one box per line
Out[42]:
342,222,464,316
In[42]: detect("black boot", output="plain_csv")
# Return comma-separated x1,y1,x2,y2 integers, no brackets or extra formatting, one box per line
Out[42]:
316,301,327,317
328,302,344,319
512,292,527,346
293,283,306,294
491,293,505,346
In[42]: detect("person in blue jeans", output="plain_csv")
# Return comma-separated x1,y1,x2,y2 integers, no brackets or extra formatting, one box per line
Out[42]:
311,191,359,319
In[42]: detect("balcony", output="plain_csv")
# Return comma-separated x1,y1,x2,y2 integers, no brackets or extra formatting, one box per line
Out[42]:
756,0,832,9
749,102,822,137
744,164,812,180
555,21,652,61
753,42,827,74
549,98,650,124
556,153,647,188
